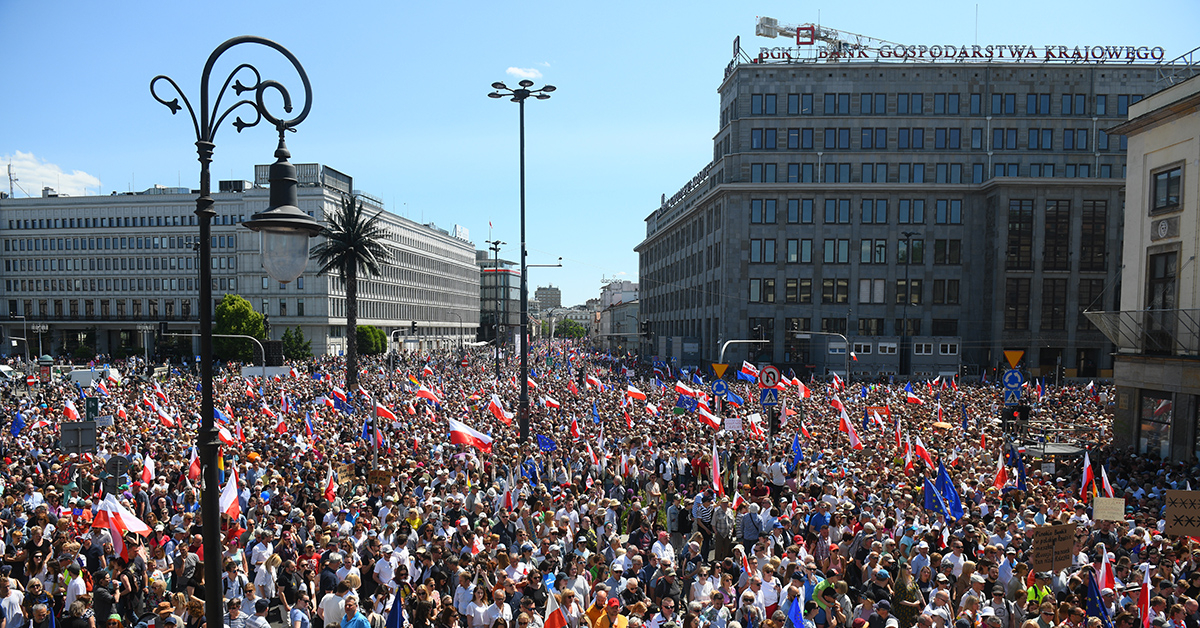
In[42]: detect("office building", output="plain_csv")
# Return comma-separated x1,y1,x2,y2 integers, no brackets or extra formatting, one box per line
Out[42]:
1093,68,1200,461
637,43,1158,377
0,164,478,359
534,285,561,310
477,249,521,346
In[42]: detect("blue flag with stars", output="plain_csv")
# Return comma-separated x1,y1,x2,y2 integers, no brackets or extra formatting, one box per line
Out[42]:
591,401,601,424
788,433,804,473
535,434,557,453
924,478,950,517
1086,571,1113,628
935,460,965,519
11,411,25,437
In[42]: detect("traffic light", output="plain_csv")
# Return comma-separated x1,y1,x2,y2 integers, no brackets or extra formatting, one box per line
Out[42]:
768,408,779,437
641,320,650,335
411,321,417,335
1002,406,1020,432
1017,404,1030,424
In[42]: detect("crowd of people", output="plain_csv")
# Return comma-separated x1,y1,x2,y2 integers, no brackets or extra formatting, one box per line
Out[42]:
0,342,1190,628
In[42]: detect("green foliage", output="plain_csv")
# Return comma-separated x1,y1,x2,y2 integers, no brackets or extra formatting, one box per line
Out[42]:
356,325,387,355
72,344,95,362
213,294,265,362
310,195,392,387
554,319,587,339
282,327,313,361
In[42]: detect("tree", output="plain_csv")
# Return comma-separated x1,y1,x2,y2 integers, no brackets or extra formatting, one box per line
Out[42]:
357,325,387,355
282,327,313,361
554,319,587,339
310,195,390,389
213,294,265,362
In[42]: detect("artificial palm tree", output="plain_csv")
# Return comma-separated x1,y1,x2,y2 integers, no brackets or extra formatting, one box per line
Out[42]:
310,194,390,389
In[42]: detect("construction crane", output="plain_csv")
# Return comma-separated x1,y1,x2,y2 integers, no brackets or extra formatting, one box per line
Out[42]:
755,16,920,62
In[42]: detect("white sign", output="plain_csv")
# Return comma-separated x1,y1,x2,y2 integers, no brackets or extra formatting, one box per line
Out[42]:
724,416,743,431
759,365,781,388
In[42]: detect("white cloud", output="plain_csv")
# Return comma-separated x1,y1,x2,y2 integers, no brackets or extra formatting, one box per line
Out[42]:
506,67,543,79
539,61,552,67
1,151,100,198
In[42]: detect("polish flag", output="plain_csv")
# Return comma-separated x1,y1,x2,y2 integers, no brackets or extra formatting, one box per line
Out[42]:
416,385,442,405
742,550,753,577
422,364,434,378
626,385,647,401
586,442,600,467
1081,451,1095,500
1139,567,1151,628
905,389,924,405
830,372,844,392
108,515,129,561
324,466,338,502
544,395,561,410
261,404,276,419
156,405,176,428
624,411,633,429
488,394,513,425
1094,552,1116,591
153,382,168,404
220,466,240,518
218,425,236,446
142,455,155,484
187,447,201,481
1099,465,1115,498
741,361,759,380
698,406,721,429
903,437,914,474
544,582,570,628
289,367,301,378
526,377,538,389
245,382,256,398
645,403,659,417
914,436,934,468
838,409,863,450
711,441,724,497
570,416,581,439
448,418,493,454
275,415,287,434
117,406,127,421
992,453,1008,490
797,381,811,398
674,381,696,397
235,422,245,443
332,387,347,402
376,403,398,422
93,494,152,536
585,374,602,389
829,395,846,414
732,492,746,510
894,418,903,451
63,399,80,422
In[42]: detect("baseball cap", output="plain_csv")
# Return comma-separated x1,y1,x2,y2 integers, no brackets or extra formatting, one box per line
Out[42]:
606,598,620,608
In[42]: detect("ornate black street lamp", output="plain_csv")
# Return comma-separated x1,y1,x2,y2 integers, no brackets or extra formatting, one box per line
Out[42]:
488,79,555,443
151,36,321,625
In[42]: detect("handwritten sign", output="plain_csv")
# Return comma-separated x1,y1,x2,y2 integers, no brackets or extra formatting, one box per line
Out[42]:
1164,490,1200,537
1092,497,1126,522
724,416,743,431
367,469,394,487
335,463,356,484
1030,524,1076,571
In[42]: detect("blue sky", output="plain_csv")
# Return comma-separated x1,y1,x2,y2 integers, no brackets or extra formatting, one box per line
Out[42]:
2,1,1197,307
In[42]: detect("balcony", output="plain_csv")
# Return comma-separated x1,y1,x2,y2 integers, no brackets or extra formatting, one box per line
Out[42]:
1084,309,1200,357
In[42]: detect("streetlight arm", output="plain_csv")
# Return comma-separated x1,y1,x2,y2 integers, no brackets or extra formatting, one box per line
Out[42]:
718,339,771,365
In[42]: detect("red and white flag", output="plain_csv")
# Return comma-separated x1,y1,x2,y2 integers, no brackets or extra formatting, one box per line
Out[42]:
142,455,155,484
416,385,442,405
570,416,580,439
544,395,561,410
324,466,338,502
448,418,493,454
218,425,236,446
674,381,696,397
1099,465,1115,498
711,441,724,497
838,409,863,450
93,494,152,536
645,403,659,417
220,466,240,519
153,382,168,404
626,385,647,401
187,447,201,481
488,394,513,425
740,361,759,380
544,583,570,628
1081,451,1095,500
914,436,934,468
698,406,721,429
903,437,914,474
64,399,80,422
992,452,1008,490
376,403,398,422
1139,567,1151,628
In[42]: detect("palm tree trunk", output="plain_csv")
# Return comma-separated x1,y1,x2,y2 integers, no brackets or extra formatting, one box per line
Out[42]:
345,263,358,390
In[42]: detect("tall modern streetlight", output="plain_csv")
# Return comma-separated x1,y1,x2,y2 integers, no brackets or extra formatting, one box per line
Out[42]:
151,36,322,627
485,238,506,380
900,230,921,377
488,79,555,443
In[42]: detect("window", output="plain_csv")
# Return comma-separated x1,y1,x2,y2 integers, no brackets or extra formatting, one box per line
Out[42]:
914,343,933,356
897,128,925,149
1004,278,1031,330
853,341,875,354
969,93,982,115
933,239,961,264
1065,164,1091,178
1078,279,1104,330
788,199,813,223
822,279,849,304
1025,93,1051,115
1027,128,1053,150
762,279,776,303
898,199,925,224
823,239,850,263
1147,252,1177,311
1060,94,1086,116
749,279,761,303
861,163,888,183
787,93,814,115
824,93,850,115
788,128,815,150
897,93,923,114
823,163,851,182
750,163,777,182
1080,201,1107,271
932,279,960,304
787,163,815,182
934,128,960,149
935,199,962,224
860,239,887,264
935,164,963,183
1138,390,1173,460
898,163,925,183
1064,129,1088,150
970,128,983,150
1044,200,1071,271
750,239,775,263
991,93,1016,115
861,199,887,224
1116,94,1143,116
993,163,1019,177
824,128,851,150
933,93,959,115
1153,166,1182,212
751,94,776,115
1041,278,1067,330
858,278,886,303
1096,95,1107,116
750,199,777,223
860,93,887,115
860,128,887,149
939,343,959,355
896,279,922,305
799,239,812,263
897,238,924,264
798,279,812,303
992,128,1018,149
1006,200,1034,270
824,199,851,223
878,342,898,355
751,129,777,149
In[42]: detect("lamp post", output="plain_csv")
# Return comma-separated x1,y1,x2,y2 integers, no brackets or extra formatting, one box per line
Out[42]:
151,37,321,628
12,314,28,370
485,239,506,379
488,80,555,443
900,230,920,377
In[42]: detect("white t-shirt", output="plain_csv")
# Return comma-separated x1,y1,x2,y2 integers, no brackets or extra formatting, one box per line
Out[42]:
1,589,25,628
318,593,345,627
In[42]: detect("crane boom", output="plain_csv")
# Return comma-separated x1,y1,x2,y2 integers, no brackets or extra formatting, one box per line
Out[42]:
755,16,924,62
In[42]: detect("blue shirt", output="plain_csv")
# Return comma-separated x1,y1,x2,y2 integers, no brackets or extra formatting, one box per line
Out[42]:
341,612,370,628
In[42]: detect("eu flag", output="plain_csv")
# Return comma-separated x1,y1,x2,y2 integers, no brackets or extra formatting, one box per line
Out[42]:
1086,571,1113,628
788,434,804,473
535,434,557,453
935,461,965,519
591,401,601,424
10,412,25,437
923,478,949,517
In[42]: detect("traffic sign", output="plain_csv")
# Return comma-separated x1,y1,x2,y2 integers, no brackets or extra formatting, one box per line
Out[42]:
1004,350,1025,369
760,388,779,406
711,363,729,379
712,380,728,397
758,365,781,388
26,375,35,387
95,415,114,427
1003,369,1024,390
1003,389,1021,406
460,356,469,368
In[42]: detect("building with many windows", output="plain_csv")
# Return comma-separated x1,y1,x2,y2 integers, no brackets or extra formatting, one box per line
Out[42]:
0,164,478,359
1093,69,1200,462
534,285,561,311
476,249,521,347
637,48,1158,378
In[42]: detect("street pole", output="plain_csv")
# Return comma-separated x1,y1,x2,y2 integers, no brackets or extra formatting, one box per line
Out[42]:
490,80,554,444
900,230,920,378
